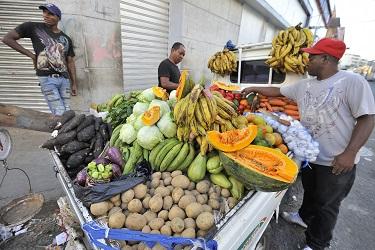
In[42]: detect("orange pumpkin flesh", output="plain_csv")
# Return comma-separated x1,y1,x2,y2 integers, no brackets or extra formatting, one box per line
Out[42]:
152,86,169,100
142,106,160,126
213,81,241,91
206,125,257,152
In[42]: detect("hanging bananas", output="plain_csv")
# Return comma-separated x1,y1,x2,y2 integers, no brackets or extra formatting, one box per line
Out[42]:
266,23,314,74
207,48,237,76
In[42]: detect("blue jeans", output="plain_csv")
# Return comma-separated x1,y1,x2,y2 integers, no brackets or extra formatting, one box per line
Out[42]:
39,76,71,115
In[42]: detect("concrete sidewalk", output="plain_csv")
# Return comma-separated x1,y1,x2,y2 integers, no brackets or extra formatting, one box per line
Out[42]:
0,127,63,207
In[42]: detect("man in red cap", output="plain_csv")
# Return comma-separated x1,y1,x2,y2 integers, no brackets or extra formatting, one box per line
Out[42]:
2,4,77,116
242,38,375,250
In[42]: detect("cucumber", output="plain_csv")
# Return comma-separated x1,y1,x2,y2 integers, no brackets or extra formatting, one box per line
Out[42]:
143,148,149,162
167,142,189,171
160,142,183,171
154,139,179,171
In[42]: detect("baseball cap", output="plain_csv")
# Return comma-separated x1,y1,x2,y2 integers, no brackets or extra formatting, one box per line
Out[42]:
39,4,62,19
301,38,346,60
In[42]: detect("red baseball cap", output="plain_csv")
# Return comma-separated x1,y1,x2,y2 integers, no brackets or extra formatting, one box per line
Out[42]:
301,38,346,60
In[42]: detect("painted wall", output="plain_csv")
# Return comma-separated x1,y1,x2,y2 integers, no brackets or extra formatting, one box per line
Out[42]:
267,0,307,26
53,0,123,111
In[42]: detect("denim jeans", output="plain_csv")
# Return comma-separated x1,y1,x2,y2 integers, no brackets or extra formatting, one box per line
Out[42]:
299,163,356,250
39,76,71,115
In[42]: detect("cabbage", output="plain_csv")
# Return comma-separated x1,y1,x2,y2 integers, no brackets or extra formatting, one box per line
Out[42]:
133,115,145,131
126,114,137,125
133,102,149,116
138,88,155,102
137,126,164,150
169,90,177,101
157,112,177,138
119,124,137,144
149,100,170,117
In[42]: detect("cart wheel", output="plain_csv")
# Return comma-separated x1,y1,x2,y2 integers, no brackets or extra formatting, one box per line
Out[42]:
255,234,268,250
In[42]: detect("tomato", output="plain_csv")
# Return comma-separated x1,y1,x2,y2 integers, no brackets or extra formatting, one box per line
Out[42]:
234,93,242,100
238,104,245,111
225,95,234,101
218,89,226,96
226,92,234,99
209,84,220,91
240,99,249,106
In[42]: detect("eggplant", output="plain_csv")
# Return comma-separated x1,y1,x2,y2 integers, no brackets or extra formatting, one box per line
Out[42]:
93,157,111,165
106,147,123,167
75,168,88,186
111,164,122,179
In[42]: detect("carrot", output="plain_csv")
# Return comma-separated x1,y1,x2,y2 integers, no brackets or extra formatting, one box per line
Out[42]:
269,99,287,106
265,102,273,112
259,98,268,102
284,104,298,111
291,115,300,120
271,106,284,112
258,94,266,98
260,102,267,108
284,109,299,116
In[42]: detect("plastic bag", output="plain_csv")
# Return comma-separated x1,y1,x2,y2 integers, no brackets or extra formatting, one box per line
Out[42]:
74,161,152,207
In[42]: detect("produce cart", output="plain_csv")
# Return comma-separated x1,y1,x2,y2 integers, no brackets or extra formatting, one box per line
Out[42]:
50,150,287,250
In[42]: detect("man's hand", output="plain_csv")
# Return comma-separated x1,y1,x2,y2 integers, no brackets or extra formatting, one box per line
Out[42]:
332,150,356,175
71,84,77,96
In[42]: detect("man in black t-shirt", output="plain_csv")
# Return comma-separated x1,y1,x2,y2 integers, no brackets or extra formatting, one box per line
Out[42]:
158,42,185,92
2,4,77,115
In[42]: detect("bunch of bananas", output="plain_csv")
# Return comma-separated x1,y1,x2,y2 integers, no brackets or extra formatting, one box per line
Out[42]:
207,48,237,76
266,24,314,74
174,84,245,155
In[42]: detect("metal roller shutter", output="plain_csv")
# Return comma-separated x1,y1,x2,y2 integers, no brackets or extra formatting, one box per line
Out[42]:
0,0,49,112
120,0,170,92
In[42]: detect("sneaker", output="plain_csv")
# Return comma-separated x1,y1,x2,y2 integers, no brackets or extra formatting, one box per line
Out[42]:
281,211,308,228
302,245,313,250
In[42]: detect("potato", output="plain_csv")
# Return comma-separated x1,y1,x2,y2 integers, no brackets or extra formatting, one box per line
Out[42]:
161,172,171,180
90,201,109,216
142,225,151,233
150,230,161,234
109,212,126,228
149,188,155,196
183,246,192,250
154,186,171,197
165,221,171,227
196,212,214,230
163,196,173,210
146,181,151,189
172,187,184,203
134,184,148,199
214,185,222,195
138,243,148,250
166,185,174,192
183,218,196,229
110,194,121,203
170,217,185,233
181,228,196,238
163,177,172,186
151,179,160,189
191,190,200,196
124,210,130,216
202,204,212,212
158,210,169,221
107,202,114,210
113,200,121,207
184,190,192,196
122,190,135,203
196,180,210,194
121,202,128,210
208,187,215,194
168,206,186,220
196,194,208,205
171,170,182,178
187,182,195,191
125,213,147,230
158,180,165,186
142,195,151,209
208,199,220,210
108,206,122,217
152,172,161,179
160,225,172,236
197,230,207,237
227,197,237,209
209,192,220,200
171,175,190,189
185,202,203,218
149,195,163,212
121,246,133,250
149,218,165,230
178,195,196,209
152,243,165,250
143,211,157,223
221,188,231,198
128,199,143,213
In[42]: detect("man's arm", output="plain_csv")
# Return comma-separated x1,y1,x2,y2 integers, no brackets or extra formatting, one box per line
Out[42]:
160,76,179,91
241,86,282,97
332,114,375,175
2,30,36,68
67,56,77,96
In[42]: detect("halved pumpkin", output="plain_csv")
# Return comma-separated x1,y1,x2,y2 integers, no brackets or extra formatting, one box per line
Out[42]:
152,86,169,100
176,70,194,100
219,145,298,192
142,106,160,126
207,125,257,152
213,81,240,91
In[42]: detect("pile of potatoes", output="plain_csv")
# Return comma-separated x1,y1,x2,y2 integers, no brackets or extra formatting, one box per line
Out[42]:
89,170,239,243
